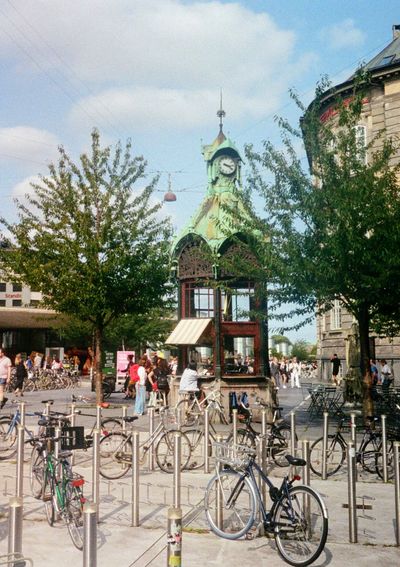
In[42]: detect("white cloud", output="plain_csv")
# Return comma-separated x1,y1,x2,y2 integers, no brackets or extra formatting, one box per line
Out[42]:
0,1,315,133
0,127,59,167
12,175,41,200
323,19,365,50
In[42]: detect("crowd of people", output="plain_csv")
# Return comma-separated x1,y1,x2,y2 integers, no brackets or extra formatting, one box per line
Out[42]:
269,356,314,389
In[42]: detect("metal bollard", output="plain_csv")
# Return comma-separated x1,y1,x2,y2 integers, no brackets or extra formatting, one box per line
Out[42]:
258,434,266,510
122,405,128,433
290,411,297,475
173,431,182,508
167,507,182,567
131,430,140,527
350,412,357,445
92,428,100,518
347,441,358,543
302,440,311,487
232,409,238,445
204,407,210,474
8,496,23,563
216,434,223,530
381,414,388,483
96,405,102,430
18,401,26,429
148,407,155,471
83,502,97,567
322,412,329,480
54,426,61,478
45,401,52,417
70,402,76,466
16,425,25,498
394,442,400,546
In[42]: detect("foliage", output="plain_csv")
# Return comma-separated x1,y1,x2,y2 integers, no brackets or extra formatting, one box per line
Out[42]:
0,129,173,402
291,339,311,361
245,72,400,408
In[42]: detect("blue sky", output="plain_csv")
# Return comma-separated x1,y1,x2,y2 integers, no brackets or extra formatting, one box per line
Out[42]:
1,0,399,343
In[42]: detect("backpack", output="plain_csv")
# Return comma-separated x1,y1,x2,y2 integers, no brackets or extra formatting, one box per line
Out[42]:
157,372,169,391
129,364,140,383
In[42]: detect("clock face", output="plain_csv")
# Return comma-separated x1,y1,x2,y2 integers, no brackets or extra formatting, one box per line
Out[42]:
219,156,236,175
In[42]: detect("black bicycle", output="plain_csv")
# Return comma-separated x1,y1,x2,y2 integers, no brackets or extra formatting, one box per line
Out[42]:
205,442,328,566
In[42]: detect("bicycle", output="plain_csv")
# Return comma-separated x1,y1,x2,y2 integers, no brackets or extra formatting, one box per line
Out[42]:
37,427,86,550
0,401,44,459
225,404,297,467
309,413,384,477
99,408,193,478
175,383,228,426
204,442,328,567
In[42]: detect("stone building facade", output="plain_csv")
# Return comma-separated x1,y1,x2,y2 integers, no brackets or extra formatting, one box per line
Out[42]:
317,25,400,382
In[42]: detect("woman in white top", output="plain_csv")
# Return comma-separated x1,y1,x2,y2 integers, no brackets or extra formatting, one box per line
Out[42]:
179,361,200,392
134,357,148,415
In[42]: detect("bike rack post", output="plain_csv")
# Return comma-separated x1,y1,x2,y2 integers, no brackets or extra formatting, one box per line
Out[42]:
16,425,24,498
96,405,102,430
302,439,311,487
216,434,223,530
347,441,358,543
204,407,210,474
92,428,100,519
54,425,61,478
7,496,23,564
173,431,182,508
381,414,388,483
167,506,182,567
322,412,329,481
232,409,238,445
350,412,357,445
290,411,297,475
45,401,52,417
131,430,140,527
83,501,97,567
258,434,266,511
394,441,400,546
148,407,155,471
18,401,26,428
122,405,128,433
70,401,76,466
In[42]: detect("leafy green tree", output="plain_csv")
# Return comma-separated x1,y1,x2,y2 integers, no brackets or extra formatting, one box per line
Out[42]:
291,340,311,362
245,74,400,414
0,130,173,403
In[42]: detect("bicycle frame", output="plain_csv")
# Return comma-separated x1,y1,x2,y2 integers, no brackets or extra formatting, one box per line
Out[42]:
2,408,36,441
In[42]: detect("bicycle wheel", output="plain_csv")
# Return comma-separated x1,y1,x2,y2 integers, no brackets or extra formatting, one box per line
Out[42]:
99,431,132,479
155,431,191,473
43,475,55,526
226,429,256,448
204,470,256,539
309,435,346,477
176,398,199,426
208,402,229,425
271,424,297,468
101,418,122,433
184,428,215,469
375,440,394,480
360,435,381,474
0,418,17,460
24,379,36,392
66,484,84,550
273,485,328,567
30,446,46,498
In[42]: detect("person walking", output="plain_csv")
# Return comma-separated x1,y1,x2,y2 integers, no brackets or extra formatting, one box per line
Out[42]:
289,356,301,389
270,356,281,389
0,348,12,409
330,354,341,386
14,353,27,397
134,357,147,416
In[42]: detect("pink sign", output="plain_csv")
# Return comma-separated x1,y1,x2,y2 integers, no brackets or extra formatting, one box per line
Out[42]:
116,351,135,377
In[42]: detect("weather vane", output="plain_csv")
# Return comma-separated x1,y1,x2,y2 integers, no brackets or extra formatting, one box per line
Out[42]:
216,89,226,133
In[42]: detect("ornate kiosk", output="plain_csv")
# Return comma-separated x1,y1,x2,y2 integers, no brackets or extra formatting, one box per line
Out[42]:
166,111,274,414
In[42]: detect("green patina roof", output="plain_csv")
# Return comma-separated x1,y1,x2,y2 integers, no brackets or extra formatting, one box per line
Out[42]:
172,130,255,257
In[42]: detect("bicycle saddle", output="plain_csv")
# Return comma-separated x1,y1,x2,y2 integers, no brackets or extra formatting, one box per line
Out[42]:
286,455,306,467
123,416,139,422
41,399,54,405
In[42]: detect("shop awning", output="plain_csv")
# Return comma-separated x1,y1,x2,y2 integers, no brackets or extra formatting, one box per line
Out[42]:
0,307,63,329
165,318,212,345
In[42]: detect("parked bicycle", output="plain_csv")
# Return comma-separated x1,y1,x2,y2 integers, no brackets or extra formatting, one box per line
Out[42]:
99,408,193,478
309,413,385,478
204,441,328,566
175,383,228,426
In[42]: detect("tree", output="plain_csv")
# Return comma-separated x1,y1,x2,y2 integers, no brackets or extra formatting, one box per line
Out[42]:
0,130,173,403
291,340,311,362
245,74,400,415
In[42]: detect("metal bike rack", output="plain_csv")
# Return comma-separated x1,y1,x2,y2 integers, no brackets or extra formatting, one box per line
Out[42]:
302,439,311,487
347,441,358,543
7,497,23,564
148,408,155,471
96,405,102,430
394,441,400,546
131,430,140,527
16,426,24,498
167,506,182,567
216,434,223,530
173,431,182,508
122,405,128,433
92,428,100,519
322,412,329,480
204,407,210,474
83,502,97,567
232,409,238,445
0,553,32,567
381,414,388,483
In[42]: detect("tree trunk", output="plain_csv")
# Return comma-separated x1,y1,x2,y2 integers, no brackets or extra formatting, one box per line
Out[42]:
358,303,373,421
95,325,103,406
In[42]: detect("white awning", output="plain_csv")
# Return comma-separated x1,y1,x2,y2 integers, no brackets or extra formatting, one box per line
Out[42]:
0,307,63,329
165,318,212,345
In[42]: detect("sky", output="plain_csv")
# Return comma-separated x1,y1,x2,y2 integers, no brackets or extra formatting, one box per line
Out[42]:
1,0,399,343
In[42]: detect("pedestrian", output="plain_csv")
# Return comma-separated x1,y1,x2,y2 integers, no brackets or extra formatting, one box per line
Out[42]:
134,357,147,416
280,358,289,388
179,361,200,393
153,357,170,406
370,359,379,385
270,356,281,389
14,353,27,397
380,359,393,389
0,348,12,409
330,354,341,386
122,354,135,399
289,356,301,388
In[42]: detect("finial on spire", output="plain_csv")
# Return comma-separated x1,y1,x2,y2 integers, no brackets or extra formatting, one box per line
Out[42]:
216,89,226,133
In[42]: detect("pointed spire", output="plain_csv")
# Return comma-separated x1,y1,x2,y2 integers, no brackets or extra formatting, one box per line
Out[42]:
216,89,226,144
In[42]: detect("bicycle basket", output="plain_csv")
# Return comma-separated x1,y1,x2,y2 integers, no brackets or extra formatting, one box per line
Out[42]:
213,441,254,470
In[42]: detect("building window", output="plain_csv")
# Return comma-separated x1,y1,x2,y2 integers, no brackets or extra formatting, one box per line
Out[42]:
330,300,342,330
0,300,5,306
0,283,6,292
380,55,395,67
12,299,22,307
12,283,22,292
222,285,255,322
184,284,214,318
223,336,255,374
